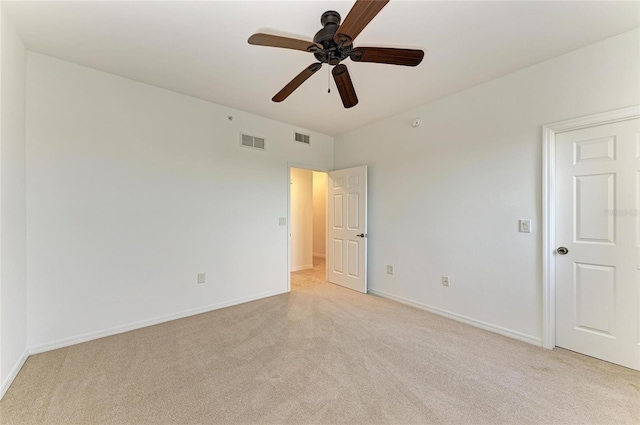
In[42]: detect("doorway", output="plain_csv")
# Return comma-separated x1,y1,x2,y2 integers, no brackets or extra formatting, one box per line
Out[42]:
289,167,328,289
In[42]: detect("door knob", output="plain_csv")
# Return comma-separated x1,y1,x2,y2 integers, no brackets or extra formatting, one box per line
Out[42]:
557,247,569,255
356,233,365,238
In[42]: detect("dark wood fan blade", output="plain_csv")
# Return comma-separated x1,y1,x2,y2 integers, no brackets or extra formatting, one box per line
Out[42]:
273,63,323,102
334,0,389,45
248,33,322,52
332,64,358,108
350,47,424,66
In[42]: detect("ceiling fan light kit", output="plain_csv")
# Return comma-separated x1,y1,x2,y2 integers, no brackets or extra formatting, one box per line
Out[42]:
247,0,424,109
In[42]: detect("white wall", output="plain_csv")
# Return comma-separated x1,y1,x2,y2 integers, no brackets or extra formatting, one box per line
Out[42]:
26,53,334,350
334,29,640,344
312,171,326,258
290,168,313,271
0,8,28,397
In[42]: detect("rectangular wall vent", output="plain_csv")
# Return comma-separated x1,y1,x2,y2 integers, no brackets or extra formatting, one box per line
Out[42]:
294,132,311,145
240,133,266,150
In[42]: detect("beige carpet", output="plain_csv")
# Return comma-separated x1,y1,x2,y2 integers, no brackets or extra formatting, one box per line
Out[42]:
1,258,638,424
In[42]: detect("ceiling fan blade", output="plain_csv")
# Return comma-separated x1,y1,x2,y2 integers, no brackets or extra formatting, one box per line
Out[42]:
248,33,322,52
334,0,389,45
332,64,358,108
273,63,323,102
350,47,424,66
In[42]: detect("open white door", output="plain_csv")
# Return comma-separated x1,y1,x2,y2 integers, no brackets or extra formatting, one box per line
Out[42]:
327,166,367,293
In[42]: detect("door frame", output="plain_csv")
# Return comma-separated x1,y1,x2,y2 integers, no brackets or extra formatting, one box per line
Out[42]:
541,105,640,349
286,162,329,292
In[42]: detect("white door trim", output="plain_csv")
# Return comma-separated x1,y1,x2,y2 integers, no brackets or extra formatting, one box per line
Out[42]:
286,162,329,293
542,105,640,349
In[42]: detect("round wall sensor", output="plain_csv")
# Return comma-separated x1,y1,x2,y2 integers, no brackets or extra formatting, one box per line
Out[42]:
412,118,422,128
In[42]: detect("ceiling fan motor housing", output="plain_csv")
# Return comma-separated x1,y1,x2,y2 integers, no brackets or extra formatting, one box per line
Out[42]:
313,11,352,65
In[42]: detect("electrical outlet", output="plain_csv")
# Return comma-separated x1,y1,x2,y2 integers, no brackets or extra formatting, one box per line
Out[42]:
387,265,394,275
442,276,450,287
197,273,206,284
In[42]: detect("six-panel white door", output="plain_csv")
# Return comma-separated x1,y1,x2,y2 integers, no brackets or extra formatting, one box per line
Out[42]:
327,166,367,293
555,118,639,370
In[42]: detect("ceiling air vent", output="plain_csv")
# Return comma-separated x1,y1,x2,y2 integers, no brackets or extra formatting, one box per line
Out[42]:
294,132,310,145
240,133,266,150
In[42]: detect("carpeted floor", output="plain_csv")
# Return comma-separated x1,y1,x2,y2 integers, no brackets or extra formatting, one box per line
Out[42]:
1,257,638,424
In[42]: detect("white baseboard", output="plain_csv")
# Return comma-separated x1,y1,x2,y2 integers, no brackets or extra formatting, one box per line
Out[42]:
28,289,288,355
0,348,29,401
290,264,313,272
369,289,542,347
313,252,325,259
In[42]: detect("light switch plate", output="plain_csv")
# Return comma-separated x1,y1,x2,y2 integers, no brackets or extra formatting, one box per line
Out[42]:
197,273,206,284
519,219,532,233
387,265,394,275
279,217,287,226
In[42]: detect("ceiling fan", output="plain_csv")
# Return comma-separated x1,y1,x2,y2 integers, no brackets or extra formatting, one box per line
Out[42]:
248,0,424,108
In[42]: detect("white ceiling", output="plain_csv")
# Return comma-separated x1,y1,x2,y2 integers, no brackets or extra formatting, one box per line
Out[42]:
4,1,639,136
